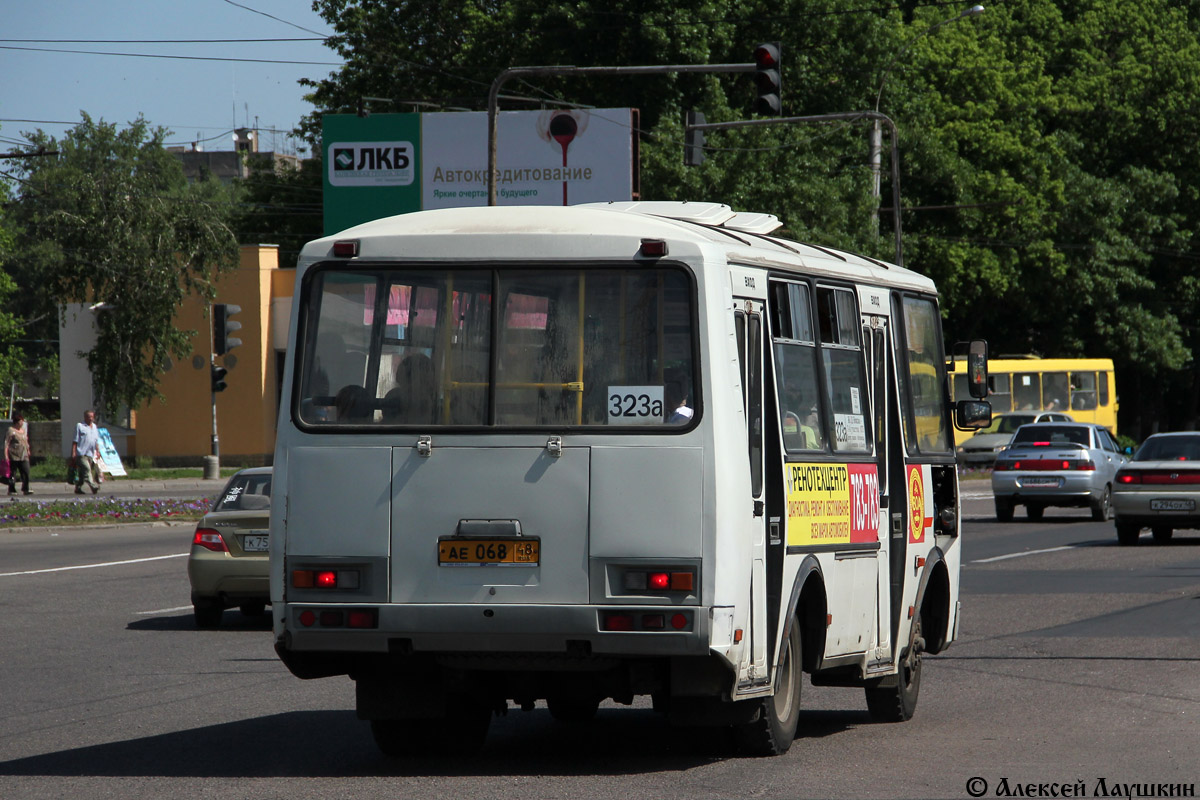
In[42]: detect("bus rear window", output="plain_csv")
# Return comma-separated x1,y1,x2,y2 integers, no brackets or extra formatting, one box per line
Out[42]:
295,265,697,429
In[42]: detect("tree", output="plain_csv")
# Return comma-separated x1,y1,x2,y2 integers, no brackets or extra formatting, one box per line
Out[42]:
0,158,31,412
233,153,325,270
290,0,1200,436
2,114,239,416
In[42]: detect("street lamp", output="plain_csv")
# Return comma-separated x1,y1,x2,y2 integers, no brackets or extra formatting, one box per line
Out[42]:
869,5,984,203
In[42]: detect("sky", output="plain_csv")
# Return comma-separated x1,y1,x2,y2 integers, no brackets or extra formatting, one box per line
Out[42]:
0,0,341,156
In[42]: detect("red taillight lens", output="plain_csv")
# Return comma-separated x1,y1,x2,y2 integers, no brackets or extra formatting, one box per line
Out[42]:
671,613,690,630
299,610,316,627
332,239,359,257
648,572,670,590
1116,471,1139,484
603,613,635,632
1074,460,1096,471
192,528,228,553
316,570,337,588
347,610,378,629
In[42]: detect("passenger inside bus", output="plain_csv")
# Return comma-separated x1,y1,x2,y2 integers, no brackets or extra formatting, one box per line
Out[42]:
800,406,821,449
390,353,438,424
664,368,693,424
334,384,372,422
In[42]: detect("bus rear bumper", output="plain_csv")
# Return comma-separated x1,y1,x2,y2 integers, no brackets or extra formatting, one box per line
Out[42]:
276,602,712,668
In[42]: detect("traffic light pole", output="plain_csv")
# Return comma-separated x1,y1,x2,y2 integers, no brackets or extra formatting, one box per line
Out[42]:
208,314,221,480
486,63,756,206
685,111,905,267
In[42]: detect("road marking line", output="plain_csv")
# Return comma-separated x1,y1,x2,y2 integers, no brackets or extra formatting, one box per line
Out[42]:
972,545,1079,563
0,552,188,577
135,605,193,615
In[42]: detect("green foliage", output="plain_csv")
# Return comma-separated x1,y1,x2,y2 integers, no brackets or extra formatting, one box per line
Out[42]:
290,1,1200,434
232,154,325,269
2,115,239,416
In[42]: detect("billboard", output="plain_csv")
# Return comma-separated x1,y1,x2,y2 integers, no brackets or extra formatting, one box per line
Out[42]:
323,109,635,234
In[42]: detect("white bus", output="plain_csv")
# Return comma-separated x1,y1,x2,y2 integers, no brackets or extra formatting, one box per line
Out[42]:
269,201,990,757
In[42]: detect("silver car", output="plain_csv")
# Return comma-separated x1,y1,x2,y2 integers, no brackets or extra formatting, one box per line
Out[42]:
957,411,1073,467
1112,432,1200,545
187,467,272,628
991,422,1127,521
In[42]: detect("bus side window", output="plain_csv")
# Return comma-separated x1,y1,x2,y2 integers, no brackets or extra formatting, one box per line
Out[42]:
816,286,871,454
769,281,824,453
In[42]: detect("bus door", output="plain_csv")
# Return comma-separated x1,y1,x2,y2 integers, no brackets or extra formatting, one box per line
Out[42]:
863,311,893,662
732,271,770,686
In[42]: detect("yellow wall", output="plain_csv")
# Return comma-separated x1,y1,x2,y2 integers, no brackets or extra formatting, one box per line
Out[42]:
133,245,294,464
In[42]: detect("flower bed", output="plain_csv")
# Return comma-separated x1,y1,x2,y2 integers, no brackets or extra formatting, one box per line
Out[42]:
0,496,213,528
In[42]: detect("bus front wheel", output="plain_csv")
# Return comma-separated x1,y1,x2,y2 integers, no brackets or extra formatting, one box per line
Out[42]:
865,617,922,722
733,621,802,756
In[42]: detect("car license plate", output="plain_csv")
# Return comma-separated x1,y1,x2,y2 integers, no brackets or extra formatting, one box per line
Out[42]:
438,538,540,566
242,534,270,552
1150,498,1195,511
1020,477,1061,488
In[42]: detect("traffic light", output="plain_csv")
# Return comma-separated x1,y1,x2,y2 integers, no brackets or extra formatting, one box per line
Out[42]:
211,364,229,393
213,303,242,356
684,110,706,167
753,42,782,115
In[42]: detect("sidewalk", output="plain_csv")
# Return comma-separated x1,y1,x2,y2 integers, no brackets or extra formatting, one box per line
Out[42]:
6,477,227,501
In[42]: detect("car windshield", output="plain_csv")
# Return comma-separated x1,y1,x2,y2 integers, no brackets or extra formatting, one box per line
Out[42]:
213,472,272,512
983,414,1036,435
1134,436,1200,461
1010,425,1090,447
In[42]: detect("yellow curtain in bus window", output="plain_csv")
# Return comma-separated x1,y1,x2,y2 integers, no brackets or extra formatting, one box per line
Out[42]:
786,463,879,547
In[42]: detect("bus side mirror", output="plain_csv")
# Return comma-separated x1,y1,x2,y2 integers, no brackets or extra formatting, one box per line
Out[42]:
966,339,988,399
955,400,992,431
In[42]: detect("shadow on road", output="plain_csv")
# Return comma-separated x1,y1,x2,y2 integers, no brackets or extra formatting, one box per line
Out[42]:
126,611,273,633
0,705,866,778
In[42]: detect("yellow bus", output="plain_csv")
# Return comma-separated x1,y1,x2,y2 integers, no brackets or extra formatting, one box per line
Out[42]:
951,356,1116,445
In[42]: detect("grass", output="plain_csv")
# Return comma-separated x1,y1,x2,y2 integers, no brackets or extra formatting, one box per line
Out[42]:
0,495,213,528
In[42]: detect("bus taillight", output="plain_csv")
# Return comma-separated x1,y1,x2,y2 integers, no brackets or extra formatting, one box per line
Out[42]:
622,568,695,593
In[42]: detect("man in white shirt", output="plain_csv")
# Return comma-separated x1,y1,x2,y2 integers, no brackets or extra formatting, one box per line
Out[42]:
71,409,102,494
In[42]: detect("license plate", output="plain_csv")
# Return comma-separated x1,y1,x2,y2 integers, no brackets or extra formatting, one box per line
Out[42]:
1150,498,1195,511
242,534,270,552
438,538,540,566
1020,477,1061,488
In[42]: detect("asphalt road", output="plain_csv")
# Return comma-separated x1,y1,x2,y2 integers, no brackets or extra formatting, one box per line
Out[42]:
0,490,1196,799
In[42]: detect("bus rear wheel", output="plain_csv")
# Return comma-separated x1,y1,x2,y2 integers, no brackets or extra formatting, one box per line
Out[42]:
865,617,923,722
370,696,492,757
547,694,600,723
733,621,802,756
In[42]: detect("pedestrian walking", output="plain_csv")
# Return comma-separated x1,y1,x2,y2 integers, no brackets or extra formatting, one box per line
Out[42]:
71,409,102,495
4,412,32,495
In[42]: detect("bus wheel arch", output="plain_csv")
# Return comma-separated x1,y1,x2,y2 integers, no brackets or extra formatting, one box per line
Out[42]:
785,557,828,674
917,555,951,656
